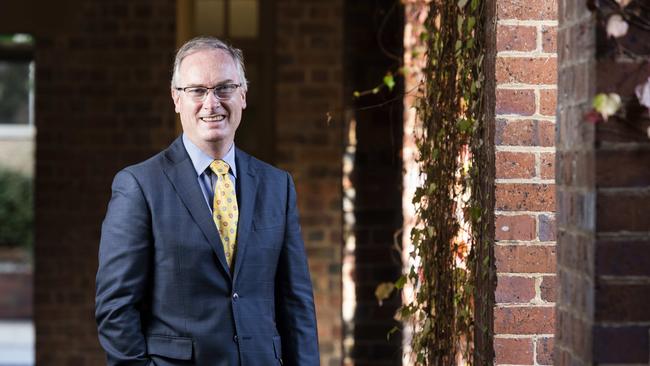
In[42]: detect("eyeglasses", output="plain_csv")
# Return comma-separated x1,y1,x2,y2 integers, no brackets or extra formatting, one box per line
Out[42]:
175,83,242,102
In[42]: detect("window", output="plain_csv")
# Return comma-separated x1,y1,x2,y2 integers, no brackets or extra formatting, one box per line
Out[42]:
0,34,34,132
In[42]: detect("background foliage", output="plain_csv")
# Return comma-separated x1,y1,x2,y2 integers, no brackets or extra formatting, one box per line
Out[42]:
0,168,33,249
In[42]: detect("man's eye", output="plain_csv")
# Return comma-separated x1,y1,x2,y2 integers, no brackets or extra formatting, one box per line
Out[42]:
218,85,236,93
187,88,207,96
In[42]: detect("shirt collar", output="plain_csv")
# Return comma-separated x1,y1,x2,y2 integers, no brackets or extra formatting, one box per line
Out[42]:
182,134,237,178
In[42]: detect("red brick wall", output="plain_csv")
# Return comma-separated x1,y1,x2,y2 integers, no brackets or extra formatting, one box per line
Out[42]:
274,1,344,365
556,1,650,364
493,1,558,364
32,1,177,364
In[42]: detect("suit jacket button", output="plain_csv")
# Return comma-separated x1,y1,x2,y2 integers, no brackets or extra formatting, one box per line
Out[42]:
233,335,239,343
232,292,239,301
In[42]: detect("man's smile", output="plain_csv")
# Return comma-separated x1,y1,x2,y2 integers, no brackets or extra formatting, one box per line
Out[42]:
200,115,226,122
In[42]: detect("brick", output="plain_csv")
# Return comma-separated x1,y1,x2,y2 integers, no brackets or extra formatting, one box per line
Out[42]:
597,193,650,232
496,275,535,303
538,214,556,241
494,306,555,334
593,325,650,363
496,245,556,273
497,25,537,52
596,149,650,188
539,89,557,116
597,240,650,276
494,337,534,364
540,275,557,302
596,284,650,322
540,152,555,179
495,119,555,146
536,337,554,365
496,89,536,115
538,121,555,147
497,0,558,20
496,57,557,85
541,26,557,53
496,151,536,179
496,214,536,240
496,183,555,211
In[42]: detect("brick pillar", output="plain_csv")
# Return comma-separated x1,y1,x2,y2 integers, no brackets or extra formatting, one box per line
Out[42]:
274,2,344,365
492,1,558,364
33,1,177,364
556,1,650,364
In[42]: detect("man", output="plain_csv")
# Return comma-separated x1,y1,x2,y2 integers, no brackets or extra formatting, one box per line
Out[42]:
95,36,320,366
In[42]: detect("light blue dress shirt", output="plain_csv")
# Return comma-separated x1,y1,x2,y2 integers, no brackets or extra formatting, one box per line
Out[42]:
182,134,237,212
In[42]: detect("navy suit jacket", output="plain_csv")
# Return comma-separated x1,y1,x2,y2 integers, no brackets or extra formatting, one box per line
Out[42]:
95,137,319,366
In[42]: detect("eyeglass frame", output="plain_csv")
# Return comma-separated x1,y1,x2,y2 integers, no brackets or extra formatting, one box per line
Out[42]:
174,83,243,102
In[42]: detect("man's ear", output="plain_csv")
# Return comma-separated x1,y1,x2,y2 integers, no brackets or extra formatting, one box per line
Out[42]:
171,88,181,113
240,89,247,110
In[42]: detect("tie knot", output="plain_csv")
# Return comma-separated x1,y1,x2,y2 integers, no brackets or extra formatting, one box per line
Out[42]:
210,160,230,176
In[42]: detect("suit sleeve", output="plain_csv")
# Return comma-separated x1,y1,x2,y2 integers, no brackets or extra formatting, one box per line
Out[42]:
95,169,153,366
275,173,320,366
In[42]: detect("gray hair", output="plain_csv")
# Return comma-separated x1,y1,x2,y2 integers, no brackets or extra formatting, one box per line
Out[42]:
171,36,248,90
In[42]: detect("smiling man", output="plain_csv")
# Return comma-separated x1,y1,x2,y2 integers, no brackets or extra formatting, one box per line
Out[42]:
95,37,320,366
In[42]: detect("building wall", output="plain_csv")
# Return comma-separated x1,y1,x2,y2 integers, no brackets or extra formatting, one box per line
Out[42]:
492,0,558,364
274,1,344,365
556,1,650,364
32,1,177,364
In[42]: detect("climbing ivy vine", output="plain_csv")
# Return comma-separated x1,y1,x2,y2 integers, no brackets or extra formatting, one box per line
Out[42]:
375,0,490,364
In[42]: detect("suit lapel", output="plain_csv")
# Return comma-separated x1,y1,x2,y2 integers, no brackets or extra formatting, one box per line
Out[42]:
161,137,232,279
232,149,257,282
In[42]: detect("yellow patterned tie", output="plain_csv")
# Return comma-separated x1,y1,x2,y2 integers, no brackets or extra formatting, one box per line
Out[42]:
209,160,238,267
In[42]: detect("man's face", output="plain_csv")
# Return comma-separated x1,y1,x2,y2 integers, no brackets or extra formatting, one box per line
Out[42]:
172,49,246,153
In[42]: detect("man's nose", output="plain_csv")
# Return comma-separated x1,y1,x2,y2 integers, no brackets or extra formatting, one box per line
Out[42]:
202,91,221,109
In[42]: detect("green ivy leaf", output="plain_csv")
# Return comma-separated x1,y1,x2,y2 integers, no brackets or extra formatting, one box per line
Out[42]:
386,326,399,341
458,118,473,132
457,0,469,9
383,73,396,92
467,16,476,31
395,275,407,289
375,282,395,305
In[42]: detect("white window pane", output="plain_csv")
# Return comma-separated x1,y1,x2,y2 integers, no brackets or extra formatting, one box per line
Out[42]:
229,0,258,38
194,0,226,37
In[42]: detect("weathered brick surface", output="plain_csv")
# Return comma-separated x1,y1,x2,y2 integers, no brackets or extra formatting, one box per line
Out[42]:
497,0,558,20
497,25,537,52
495,275,535,303
494,306,555,334
495,119,555,146
496,57,557,85
494,338,534,364
496,151,536,179
496,215,536,240
496,183,555,211
540,89,557,116
537,336,554,365
494,1,558,362
496,89,536,115
496,245,556,273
